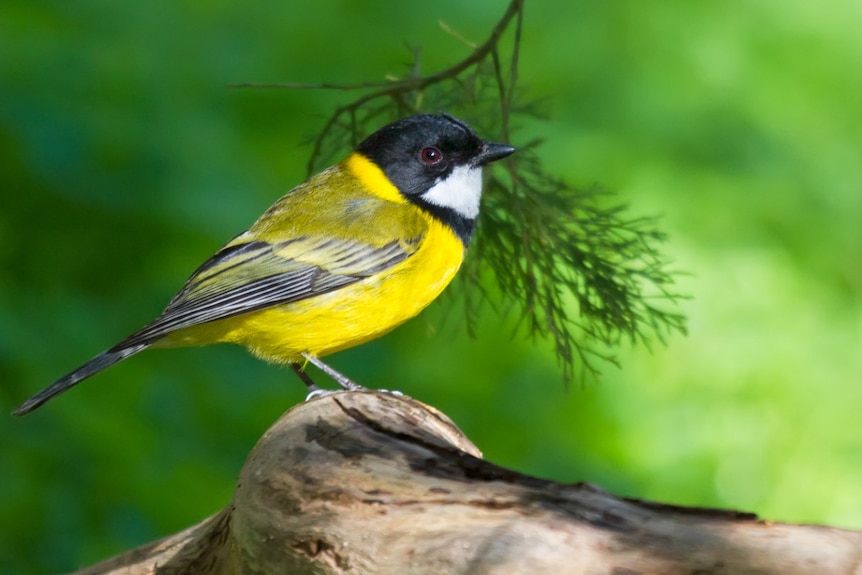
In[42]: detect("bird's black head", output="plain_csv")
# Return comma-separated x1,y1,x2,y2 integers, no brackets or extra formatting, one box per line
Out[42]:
355,114,515,245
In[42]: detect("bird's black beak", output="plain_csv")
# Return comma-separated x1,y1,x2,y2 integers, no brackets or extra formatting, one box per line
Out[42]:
474,142,516,166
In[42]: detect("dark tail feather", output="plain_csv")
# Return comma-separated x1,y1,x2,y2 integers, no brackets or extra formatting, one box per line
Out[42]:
12,343,150,416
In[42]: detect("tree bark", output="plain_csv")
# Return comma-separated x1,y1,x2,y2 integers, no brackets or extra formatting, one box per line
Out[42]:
72,391,862,575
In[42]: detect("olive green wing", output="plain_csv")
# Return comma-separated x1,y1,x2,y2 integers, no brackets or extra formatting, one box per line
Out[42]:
120,231,423,347
11,175,428,415
11,227,424,416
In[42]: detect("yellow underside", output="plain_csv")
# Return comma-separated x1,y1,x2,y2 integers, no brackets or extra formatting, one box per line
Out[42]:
160,217,464,363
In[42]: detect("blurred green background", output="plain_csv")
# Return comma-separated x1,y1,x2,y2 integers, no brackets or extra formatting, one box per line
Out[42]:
2,1,861,572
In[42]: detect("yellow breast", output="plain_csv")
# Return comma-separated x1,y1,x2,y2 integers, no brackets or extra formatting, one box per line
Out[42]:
181,217,462,363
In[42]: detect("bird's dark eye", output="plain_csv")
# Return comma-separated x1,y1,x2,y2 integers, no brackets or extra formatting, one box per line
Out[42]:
420,147,443,165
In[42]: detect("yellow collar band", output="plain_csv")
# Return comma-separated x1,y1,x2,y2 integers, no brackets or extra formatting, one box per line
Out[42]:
345,152,406,204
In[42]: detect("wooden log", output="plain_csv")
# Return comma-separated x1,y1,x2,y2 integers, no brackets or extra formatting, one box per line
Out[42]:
72,391,862,575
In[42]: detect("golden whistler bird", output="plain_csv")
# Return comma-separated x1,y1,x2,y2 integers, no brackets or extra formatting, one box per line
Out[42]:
14,114,515,415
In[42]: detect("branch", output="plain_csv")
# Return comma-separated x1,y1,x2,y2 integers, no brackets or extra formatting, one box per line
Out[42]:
232,0,523,176
72,392,862,575
231,0,521,90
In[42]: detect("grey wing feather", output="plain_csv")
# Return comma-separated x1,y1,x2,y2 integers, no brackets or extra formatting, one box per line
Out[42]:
118,237,412,347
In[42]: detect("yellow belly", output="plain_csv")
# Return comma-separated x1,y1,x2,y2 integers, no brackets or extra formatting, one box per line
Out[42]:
162,218,464,363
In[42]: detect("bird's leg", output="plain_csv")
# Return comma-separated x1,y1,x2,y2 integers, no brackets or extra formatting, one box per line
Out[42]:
301,352,365,391
290,363,320,392
293,362,337,402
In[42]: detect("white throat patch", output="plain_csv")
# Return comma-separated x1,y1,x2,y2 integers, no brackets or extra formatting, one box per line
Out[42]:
420,165,483,219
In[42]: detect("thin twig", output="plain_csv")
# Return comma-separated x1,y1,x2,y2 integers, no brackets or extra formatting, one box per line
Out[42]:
240,0,524,174
233,0,521,94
